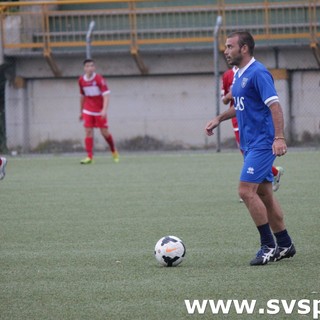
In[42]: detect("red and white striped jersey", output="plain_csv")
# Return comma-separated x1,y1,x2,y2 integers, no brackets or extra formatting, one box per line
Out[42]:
221,66,239,131
78,73,110,114
221,66,238,108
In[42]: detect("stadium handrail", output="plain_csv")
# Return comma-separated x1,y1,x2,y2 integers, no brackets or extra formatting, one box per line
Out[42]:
0,0,319,54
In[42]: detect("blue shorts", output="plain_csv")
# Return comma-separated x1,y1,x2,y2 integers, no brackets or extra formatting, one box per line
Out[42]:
240,149,275,183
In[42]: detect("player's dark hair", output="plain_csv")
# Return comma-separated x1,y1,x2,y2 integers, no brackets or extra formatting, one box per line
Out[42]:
83,58,94,65
227,31,255,56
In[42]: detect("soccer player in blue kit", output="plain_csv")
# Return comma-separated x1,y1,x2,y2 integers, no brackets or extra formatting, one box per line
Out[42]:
205,31,296,266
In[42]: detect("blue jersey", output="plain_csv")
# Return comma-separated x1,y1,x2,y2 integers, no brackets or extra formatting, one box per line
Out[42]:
232,59,278,151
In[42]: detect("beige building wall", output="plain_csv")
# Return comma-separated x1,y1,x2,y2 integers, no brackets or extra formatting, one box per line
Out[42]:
4,47,320,151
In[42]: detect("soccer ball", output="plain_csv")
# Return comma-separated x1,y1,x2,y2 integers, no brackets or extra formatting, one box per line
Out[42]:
154,235,186,267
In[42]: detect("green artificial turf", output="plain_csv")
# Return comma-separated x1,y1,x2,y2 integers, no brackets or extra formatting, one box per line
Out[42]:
1,150,319,319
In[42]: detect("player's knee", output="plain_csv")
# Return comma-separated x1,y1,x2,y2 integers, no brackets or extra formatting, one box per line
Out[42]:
238,186,258,204
100,128,109,137
85,129,93,137
238,189,250,203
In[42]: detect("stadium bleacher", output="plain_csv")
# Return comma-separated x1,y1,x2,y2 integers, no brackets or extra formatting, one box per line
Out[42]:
1,0,318,54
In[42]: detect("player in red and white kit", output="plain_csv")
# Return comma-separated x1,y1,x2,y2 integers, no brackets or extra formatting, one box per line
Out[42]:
0,156,7,180
221,66,240,147
78,59,119,164
221,67,284,192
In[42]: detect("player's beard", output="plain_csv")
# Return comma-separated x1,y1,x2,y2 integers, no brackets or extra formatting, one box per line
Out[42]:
226,49,242,67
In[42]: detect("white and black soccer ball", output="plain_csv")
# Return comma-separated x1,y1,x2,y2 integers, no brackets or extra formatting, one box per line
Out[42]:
154,235,186,267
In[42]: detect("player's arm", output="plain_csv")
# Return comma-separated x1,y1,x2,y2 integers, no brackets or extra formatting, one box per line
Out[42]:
99,74,110,118
101,93,109,118
222,91,233,105
269,101,287,156
221,71,233,105
79,95,85,121
205,107,236,136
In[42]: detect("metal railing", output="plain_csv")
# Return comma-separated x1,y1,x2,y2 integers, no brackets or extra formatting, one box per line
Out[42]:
0,0,319,56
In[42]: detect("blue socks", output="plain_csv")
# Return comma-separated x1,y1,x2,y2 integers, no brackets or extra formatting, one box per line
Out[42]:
274,229,292,248
257,223,276,247
257,224,292,248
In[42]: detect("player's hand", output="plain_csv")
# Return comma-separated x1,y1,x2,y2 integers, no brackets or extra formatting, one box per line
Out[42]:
205,118,220,136
100,110,107,119
79,114,83,121
226,91,233,99
273,139,287,156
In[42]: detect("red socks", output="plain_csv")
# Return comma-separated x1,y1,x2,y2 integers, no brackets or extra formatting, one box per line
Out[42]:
105,134,116,153
85,134,116,158
272,166,278,176
85,137,93,159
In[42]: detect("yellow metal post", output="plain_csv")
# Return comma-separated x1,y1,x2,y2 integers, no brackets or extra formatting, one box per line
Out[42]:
309,0,320,67
42,3,62,76
129,1,148,75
